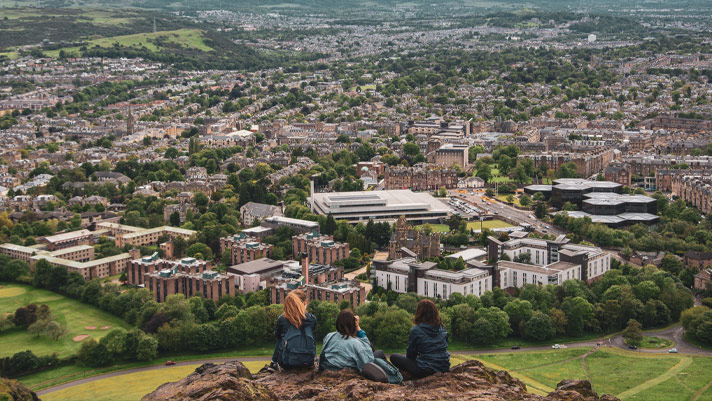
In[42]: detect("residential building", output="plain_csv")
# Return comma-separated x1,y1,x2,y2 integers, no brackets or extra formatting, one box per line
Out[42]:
384,164,458,191
240,202,282,227
292,232,349,265
39,229,94,251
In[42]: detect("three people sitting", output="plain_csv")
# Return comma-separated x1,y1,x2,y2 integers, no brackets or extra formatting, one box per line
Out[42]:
272,293,449,381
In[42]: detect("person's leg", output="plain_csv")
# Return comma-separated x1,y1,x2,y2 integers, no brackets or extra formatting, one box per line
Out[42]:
389,354,432,379
373,350,387,360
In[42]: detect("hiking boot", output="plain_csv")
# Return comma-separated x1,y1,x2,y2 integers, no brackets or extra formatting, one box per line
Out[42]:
362,362,388,383
266,361,282,373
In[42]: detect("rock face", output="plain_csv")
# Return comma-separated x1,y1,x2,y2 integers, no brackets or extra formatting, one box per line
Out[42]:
0,378,40,401
142,360,620,401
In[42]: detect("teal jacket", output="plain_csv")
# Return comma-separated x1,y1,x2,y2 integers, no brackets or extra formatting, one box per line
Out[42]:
320,330,374,373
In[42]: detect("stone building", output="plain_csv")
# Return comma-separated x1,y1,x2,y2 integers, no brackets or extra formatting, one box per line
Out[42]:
292,232,349,265
388,216,440,261
384,164,458,191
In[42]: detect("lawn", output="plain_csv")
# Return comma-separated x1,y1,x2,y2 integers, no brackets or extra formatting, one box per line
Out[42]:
44,29,213,58
41,361,267,401
463,347,712,401
466,219,513,230
414,224,450,233
496,194,523,206
0,283,131,358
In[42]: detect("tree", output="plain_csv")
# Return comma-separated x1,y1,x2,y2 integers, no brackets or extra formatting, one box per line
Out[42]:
100,328,127,355
524,311,555,341
561,297,594,337
504,299,533,334
471,317,497,345
549,308,568,335
45,321,67,341
450,304,477,342
520,194,532,207
476,164,492,183
169,211,181,227
535,202,548,219
622,319,643,346
136,335,159,361
77,339,113,367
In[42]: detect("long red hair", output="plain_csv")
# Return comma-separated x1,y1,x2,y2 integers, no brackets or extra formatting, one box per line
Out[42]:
283,290,307,328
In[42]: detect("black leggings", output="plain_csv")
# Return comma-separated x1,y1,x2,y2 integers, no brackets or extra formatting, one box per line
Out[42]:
390,354,434,379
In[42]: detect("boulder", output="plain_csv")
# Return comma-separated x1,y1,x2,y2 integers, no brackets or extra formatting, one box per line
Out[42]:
143,359,621,401
0,378,40,401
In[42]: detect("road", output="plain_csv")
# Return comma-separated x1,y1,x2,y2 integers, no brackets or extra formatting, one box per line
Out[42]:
37,324,710,397
344,265,371,293
447,189,564,236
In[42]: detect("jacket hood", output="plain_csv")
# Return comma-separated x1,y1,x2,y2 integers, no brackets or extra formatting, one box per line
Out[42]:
418,323,445,335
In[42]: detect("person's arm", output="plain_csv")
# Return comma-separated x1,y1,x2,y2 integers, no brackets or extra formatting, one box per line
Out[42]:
274,316,284,340
406,327,419,359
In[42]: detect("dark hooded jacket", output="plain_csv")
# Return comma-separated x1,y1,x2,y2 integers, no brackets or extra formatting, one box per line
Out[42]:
406,323,450,373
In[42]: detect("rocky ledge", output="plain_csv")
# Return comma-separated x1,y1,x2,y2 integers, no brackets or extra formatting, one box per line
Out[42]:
0,378,40,401
141,360,619,401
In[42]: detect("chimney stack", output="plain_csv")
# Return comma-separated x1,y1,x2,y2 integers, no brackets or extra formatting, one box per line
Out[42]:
301,252,309,285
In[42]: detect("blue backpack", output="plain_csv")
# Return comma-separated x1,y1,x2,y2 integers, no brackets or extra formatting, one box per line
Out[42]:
279,323,316,368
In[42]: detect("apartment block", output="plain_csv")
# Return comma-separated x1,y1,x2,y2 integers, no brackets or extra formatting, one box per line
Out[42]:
384,164,458,191
292,232,349,265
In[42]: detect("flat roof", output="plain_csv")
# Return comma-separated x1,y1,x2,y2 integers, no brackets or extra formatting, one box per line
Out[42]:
42,229,93,243
309,190,452,219
446,248,487,261
122,226,196,239
227,258,286,275
263,216,319,228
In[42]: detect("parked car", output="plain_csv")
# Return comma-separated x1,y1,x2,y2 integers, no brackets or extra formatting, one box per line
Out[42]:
165,360,176,366
668,348,678,353
511,345,521,350
552,344,561,349
628,345,638,350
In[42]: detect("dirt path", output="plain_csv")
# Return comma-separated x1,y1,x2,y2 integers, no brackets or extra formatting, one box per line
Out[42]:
689,379,712,401
617,356,692,400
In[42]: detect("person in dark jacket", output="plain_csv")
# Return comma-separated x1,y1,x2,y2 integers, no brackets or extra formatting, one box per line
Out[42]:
390,299,450,378
270,289,317,371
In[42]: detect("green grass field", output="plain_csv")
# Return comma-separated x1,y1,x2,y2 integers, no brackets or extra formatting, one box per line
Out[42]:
0,283,131,358
44,29,212,58
465,347,712,401
467,219,513,230
41,361,267,401
414,224,451,233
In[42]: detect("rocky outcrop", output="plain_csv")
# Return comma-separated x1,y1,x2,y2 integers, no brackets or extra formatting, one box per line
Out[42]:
142,360,620,401
0,378,40,401
141,361,276,401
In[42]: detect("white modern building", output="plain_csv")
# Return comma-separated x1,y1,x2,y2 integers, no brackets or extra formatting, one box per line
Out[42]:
309,190,452,223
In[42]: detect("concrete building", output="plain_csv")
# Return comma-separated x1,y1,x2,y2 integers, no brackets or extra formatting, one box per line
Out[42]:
372,257,492,299
262,216,320,234
40,229,94,251
292,232,349,265
427,144,468,168
271,256,364,309
488,236,611,286
96,222,196,248
220,232,273,265
309,190,452,223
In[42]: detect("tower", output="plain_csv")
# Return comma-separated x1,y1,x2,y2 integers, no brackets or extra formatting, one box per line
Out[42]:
126,103,135,136
153,17,157,33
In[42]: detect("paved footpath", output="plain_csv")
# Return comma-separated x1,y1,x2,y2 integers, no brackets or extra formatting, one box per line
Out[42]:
37,324,711,396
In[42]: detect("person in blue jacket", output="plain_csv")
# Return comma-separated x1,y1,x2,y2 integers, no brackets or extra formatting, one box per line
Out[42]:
390,299,450,379
319,309,389,382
